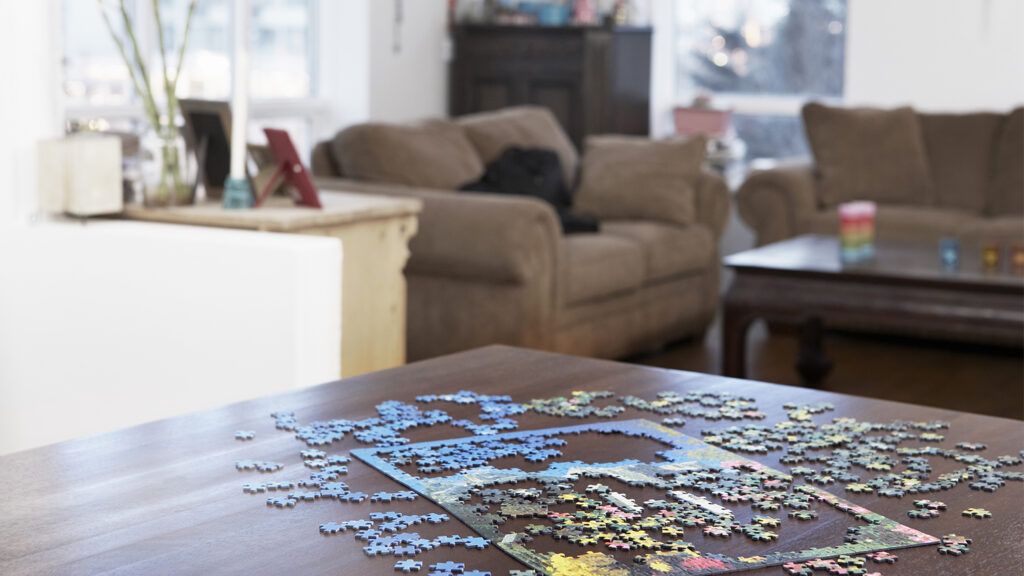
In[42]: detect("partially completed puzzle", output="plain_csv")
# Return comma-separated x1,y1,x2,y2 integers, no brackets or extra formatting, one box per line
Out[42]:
351,419,939,575
239,390,1022,574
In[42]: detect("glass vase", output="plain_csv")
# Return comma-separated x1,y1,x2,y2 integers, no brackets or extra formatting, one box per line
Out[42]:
140,125,193,207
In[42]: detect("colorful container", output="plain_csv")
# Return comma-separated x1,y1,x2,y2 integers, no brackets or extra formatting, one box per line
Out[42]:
838,201,876,263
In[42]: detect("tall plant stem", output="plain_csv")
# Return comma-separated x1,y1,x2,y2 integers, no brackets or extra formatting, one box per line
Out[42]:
151,0,175,122
170,0,198,103
118,0,162,129
96,0,160,129
149,0,185,199
97,0,197,203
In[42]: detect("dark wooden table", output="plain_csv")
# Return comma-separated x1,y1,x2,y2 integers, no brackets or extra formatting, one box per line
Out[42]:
1,346,1021,575
722,235,1024,384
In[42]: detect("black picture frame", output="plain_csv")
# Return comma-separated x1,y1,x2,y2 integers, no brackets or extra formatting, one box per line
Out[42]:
179,99,251,199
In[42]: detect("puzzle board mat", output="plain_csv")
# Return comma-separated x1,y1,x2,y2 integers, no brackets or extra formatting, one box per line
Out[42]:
352,419,939,575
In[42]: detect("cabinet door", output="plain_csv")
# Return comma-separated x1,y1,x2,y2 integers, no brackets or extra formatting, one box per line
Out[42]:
451,28,586,145
526,79,580,145
468,78,516,112
608,30,651,136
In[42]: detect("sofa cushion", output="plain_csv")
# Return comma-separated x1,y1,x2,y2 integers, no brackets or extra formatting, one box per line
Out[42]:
918,112,1004,213
958,216,1024,243
457,106,578,189
803,103,934,207
798,206,966,241
987,108,1024,216
332,119,484,190
575,135,706,228
561,234,644,305
601,221,714,283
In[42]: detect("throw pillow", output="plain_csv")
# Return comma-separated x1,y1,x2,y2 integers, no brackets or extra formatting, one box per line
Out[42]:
458,106,579,190
803,103,934,207
575,135,706,228
987,107,1024,216
332,119,484,190
918,112,1004,213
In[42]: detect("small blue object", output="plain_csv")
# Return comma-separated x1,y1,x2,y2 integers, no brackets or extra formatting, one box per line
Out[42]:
394,559,423,573
433,535,463,547
462,536,490,550
429,561,464,573
223,177,253,209
939,237,960,270
537,4,570,25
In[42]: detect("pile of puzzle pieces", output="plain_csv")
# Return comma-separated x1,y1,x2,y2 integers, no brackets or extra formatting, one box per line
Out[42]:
230,388,1020,576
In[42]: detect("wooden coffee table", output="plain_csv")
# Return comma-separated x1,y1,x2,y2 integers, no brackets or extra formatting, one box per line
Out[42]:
1,345,1021,575
722,235,1024,384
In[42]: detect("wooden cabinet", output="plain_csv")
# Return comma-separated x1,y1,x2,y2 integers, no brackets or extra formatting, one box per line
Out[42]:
450,25,652,148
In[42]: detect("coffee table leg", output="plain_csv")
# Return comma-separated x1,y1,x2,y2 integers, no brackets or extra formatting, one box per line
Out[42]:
722,304,755,379
796,316,833,387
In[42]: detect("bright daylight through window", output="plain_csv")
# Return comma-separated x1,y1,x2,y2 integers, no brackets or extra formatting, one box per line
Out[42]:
63,0,317,152
676,0,847,160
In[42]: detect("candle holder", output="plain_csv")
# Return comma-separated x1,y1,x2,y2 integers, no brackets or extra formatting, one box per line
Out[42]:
223,177,253,209
982,242,1001,270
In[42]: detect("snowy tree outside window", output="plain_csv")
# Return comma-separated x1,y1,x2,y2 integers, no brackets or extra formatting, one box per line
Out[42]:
676,0,847,160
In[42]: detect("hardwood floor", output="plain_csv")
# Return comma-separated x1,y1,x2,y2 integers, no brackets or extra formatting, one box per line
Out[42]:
632,320,1024,420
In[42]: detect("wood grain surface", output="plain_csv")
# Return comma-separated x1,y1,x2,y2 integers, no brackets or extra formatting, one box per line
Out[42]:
123,190,421,232
1,345,1021,575
724,235,1024,290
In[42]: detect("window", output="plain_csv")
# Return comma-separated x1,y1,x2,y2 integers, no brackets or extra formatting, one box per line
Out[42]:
63,1,134,108
675,0,847,160
62,0,322,158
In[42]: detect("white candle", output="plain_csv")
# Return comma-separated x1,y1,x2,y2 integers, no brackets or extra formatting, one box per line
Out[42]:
229,0,250,180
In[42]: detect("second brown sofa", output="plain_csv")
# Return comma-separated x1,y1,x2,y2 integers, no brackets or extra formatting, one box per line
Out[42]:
738,104,1023,247
312,107,729,362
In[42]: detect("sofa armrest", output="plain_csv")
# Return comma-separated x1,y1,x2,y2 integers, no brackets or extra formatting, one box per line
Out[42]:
736,164,819,246
694,169,731,240
315,177,561,285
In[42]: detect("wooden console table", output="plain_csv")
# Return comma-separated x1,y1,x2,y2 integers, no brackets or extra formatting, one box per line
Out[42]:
123,190,421,377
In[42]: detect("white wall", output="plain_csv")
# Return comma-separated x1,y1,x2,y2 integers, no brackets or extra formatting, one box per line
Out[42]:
846,0,1024,112
0,221,341,455
649,0,678,137
317,0,371,136
0,0,62,224
368,0,450,122
318,0,448,129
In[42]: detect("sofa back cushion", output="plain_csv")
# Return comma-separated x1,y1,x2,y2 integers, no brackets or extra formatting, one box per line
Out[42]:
457,106,578,189
331,119,484,190
918,112,1004,213
803,103,934,207
988,107,1024,216
575,135,706,228
311,140,343,177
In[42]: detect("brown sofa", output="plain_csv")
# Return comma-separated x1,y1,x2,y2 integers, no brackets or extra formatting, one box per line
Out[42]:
311,107,729,362
738,104,1024,246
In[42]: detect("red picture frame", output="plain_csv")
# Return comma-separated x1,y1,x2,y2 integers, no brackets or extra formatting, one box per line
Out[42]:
257,128,322,209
